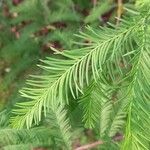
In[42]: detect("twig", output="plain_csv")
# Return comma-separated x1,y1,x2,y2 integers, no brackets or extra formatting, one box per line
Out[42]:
74,134,123,150
75,140,104,150
116,0,123,25
92,0,97,7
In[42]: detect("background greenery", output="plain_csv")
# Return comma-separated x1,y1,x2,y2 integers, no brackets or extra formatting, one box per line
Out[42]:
1,0,150,150
0,0,131,108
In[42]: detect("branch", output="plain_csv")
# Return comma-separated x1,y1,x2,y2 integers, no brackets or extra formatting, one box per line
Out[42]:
74,134,123,150
75,140,104,150
116,0,123,25
92,0,97,7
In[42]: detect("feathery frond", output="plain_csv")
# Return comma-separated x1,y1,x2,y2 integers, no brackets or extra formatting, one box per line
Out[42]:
0,127,52,150
11,16,140,129
3,1,150,149
122,15,150,150
79,80,112,128
45,102,72,149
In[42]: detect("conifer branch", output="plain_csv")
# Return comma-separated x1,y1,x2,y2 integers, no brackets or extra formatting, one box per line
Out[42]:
11,20,139,129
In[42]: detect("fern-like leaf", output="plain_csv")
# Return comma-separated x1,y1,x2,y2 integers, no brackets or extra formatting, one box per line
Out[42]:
11,17,139,129
122,15,150,150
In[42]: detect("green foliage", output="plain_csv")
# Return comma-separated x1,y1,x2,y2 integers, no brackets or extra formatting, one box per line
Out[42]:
0,0,82,105
0,0,150,149
11,11,139,128
44,102,72,149
84,0,112,23
0,127,52,149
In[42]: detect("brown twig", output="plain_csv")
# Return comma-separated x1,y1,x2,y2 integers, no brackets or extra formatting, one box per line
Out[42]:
74,134,123,150
116,0,123,25
92,0,97,7
75,140,104,150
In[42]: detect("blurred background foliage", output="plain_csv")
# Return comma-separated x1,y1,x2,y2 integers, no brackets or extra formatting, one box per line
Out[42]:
0,0,142,149
0,0,135,110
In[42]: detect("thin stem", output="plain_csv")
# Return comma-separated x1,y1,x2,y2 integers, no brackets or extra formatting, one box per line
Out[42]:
75,140,104,150
117,0,123,25
75,134,123,150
